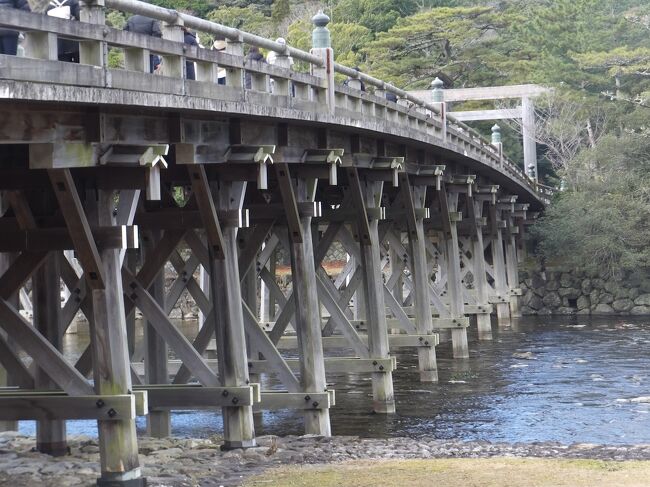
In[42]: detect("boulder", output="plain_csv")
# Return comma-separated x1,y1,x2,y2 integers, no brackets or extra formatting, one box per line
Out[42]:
545,280,559,291
559,273,573,287
558,287,580,299
542,292,561,309
634,294,650,306
589,289,600,303
576,295,590,310
628,287,641,300
599,293,614,304
631,305,650,315
528,295,544,310
612,298,634,312
592,303,615,314
531,273,546,289
591,278,605,289
537,307,552,315
581,279,592,294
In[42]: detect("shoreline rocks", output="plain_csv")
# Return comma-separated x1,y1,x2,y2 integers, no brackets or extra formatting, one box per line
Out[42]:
3,432,650,486
520,267,650,316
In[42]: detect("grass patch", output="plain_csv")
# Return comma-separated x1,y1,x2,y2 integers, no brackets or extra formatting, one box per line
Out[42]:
244,458,650,487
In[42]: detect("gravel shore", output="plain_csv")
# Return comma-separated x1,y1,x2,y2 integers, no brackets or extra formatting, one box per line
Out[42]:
2,431,650,486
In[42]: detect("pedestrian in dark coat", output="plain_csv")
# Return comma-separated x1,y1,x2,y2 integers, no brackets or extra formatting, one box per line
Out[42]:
244,46,265,90
124,14,162,73
0,0,30,56
183,28,198,81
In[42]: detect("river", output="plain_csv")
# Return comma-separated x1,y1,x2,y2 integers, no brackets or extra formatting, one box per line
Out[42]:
18,315,650,445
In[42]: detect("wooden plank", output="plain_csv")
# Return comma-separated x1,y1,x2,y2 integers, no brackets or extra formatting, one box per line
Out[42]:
242,302,301,392
0,298,93,395
276,334,439,350
0,252,48,299
275,163,303,243
140,385,254,410
0,334,34,389
186,165,226,259
122,268,219,387
257,392,330,411
0,394,136,421
449,108,523,121
48,169,105,289
315,274,369,358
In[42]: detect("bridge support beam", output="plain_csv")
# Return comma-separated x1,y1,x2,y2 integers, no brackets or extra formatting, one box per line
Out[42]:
408,185,439,381
281,170,331,435
469,196,493,340
207,181,257,449
440,186,469,358
505,229,521,319
0,194,17,432
357,179,396,412
34,253,68,456
142,230,171,438
489,203,511,326
86,189,143,487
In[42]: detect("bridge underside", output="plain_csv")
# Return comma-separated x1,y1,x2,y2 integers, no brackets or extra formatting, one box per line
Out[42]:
0,94,532,484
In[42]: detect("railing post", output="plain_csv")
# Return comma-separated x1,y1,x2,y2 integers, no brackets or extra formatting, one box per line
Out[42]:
79,0,106,67
311,11,335,114
491,124,503,165
226,36,244,89
431,77,446,141
161,16,185,79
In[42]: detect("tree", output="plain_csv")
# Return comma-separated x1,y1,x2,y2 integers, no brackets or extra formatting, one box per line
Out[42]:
533,131,650,276
271,0,291,31
206,6,272,37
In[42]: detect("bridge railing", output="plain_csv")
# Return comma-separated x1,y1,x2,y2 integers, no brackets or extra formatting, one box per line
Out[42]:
0,0,546,201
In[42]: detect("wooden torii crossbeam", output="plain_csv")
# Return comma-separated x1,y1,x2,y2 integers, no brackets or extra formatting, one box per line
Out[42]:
408,84,552,182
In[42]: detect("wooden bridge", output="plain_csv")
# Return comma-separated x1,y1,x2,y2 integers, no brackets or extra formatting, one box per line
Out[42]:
0,2,554,485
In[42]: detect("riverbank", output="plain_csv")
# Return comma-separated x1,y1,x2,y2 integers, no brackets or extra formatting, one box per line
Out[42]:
3,432,650,486
244,458,650,487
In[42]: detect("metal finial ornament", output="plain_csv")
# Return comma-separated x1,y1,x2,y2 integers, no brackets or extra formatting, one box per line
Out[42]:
431,77,444,103
491,124,502,145
312,10,331,49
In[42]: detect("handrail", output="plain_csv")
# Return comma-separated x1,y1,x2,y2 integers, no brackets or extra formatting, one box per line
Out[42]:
105,0,324,67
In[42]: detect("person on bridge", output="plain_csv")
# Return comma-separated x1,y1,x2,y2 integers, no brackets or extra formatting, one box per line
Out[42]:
124,14,162,73
212,36,227,85
0,0,30,56
343,67,366,92
244,46,265,90
47,0,80,63
182,27,198,81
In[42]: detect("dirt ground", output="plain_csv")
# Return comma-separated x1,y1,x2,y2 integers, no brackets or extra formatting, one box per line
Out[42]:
243,458,650,487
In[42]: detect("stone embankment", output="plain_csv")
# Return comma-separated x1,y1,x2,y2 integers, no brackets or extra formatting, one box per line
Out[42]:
2,432,650,487
520,267,650,316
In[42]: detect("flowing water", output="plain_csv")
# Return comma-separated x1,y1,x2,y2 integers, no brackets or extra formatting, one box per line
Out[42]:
18,316,650,445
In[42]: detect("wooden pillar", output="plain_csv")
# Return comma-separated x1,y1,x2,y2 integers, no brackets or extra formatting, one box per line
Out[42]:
241,231,261,389
33,253,67,456
90,190,143,486
208,181,256,449
443,191,469,358
0,212,17,432
490,204,510,325
125,250,138,359
470,199,492,340
287,178,331,435
358,181,396,412
142,230,171,438
505,227,521,318
409,186,439,381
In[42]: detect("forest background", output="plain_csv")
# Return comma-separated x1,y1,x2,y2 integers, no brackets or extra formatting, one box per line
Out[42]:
104,0,650,276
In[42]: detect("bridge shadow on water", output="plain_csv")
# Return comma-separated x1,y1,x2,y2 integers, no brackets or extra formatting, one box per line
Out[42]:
19,315,650,445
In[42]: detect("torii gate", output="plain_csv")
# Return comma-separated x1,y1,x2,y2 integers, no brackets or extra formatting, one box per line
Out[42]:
408,84,552,181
